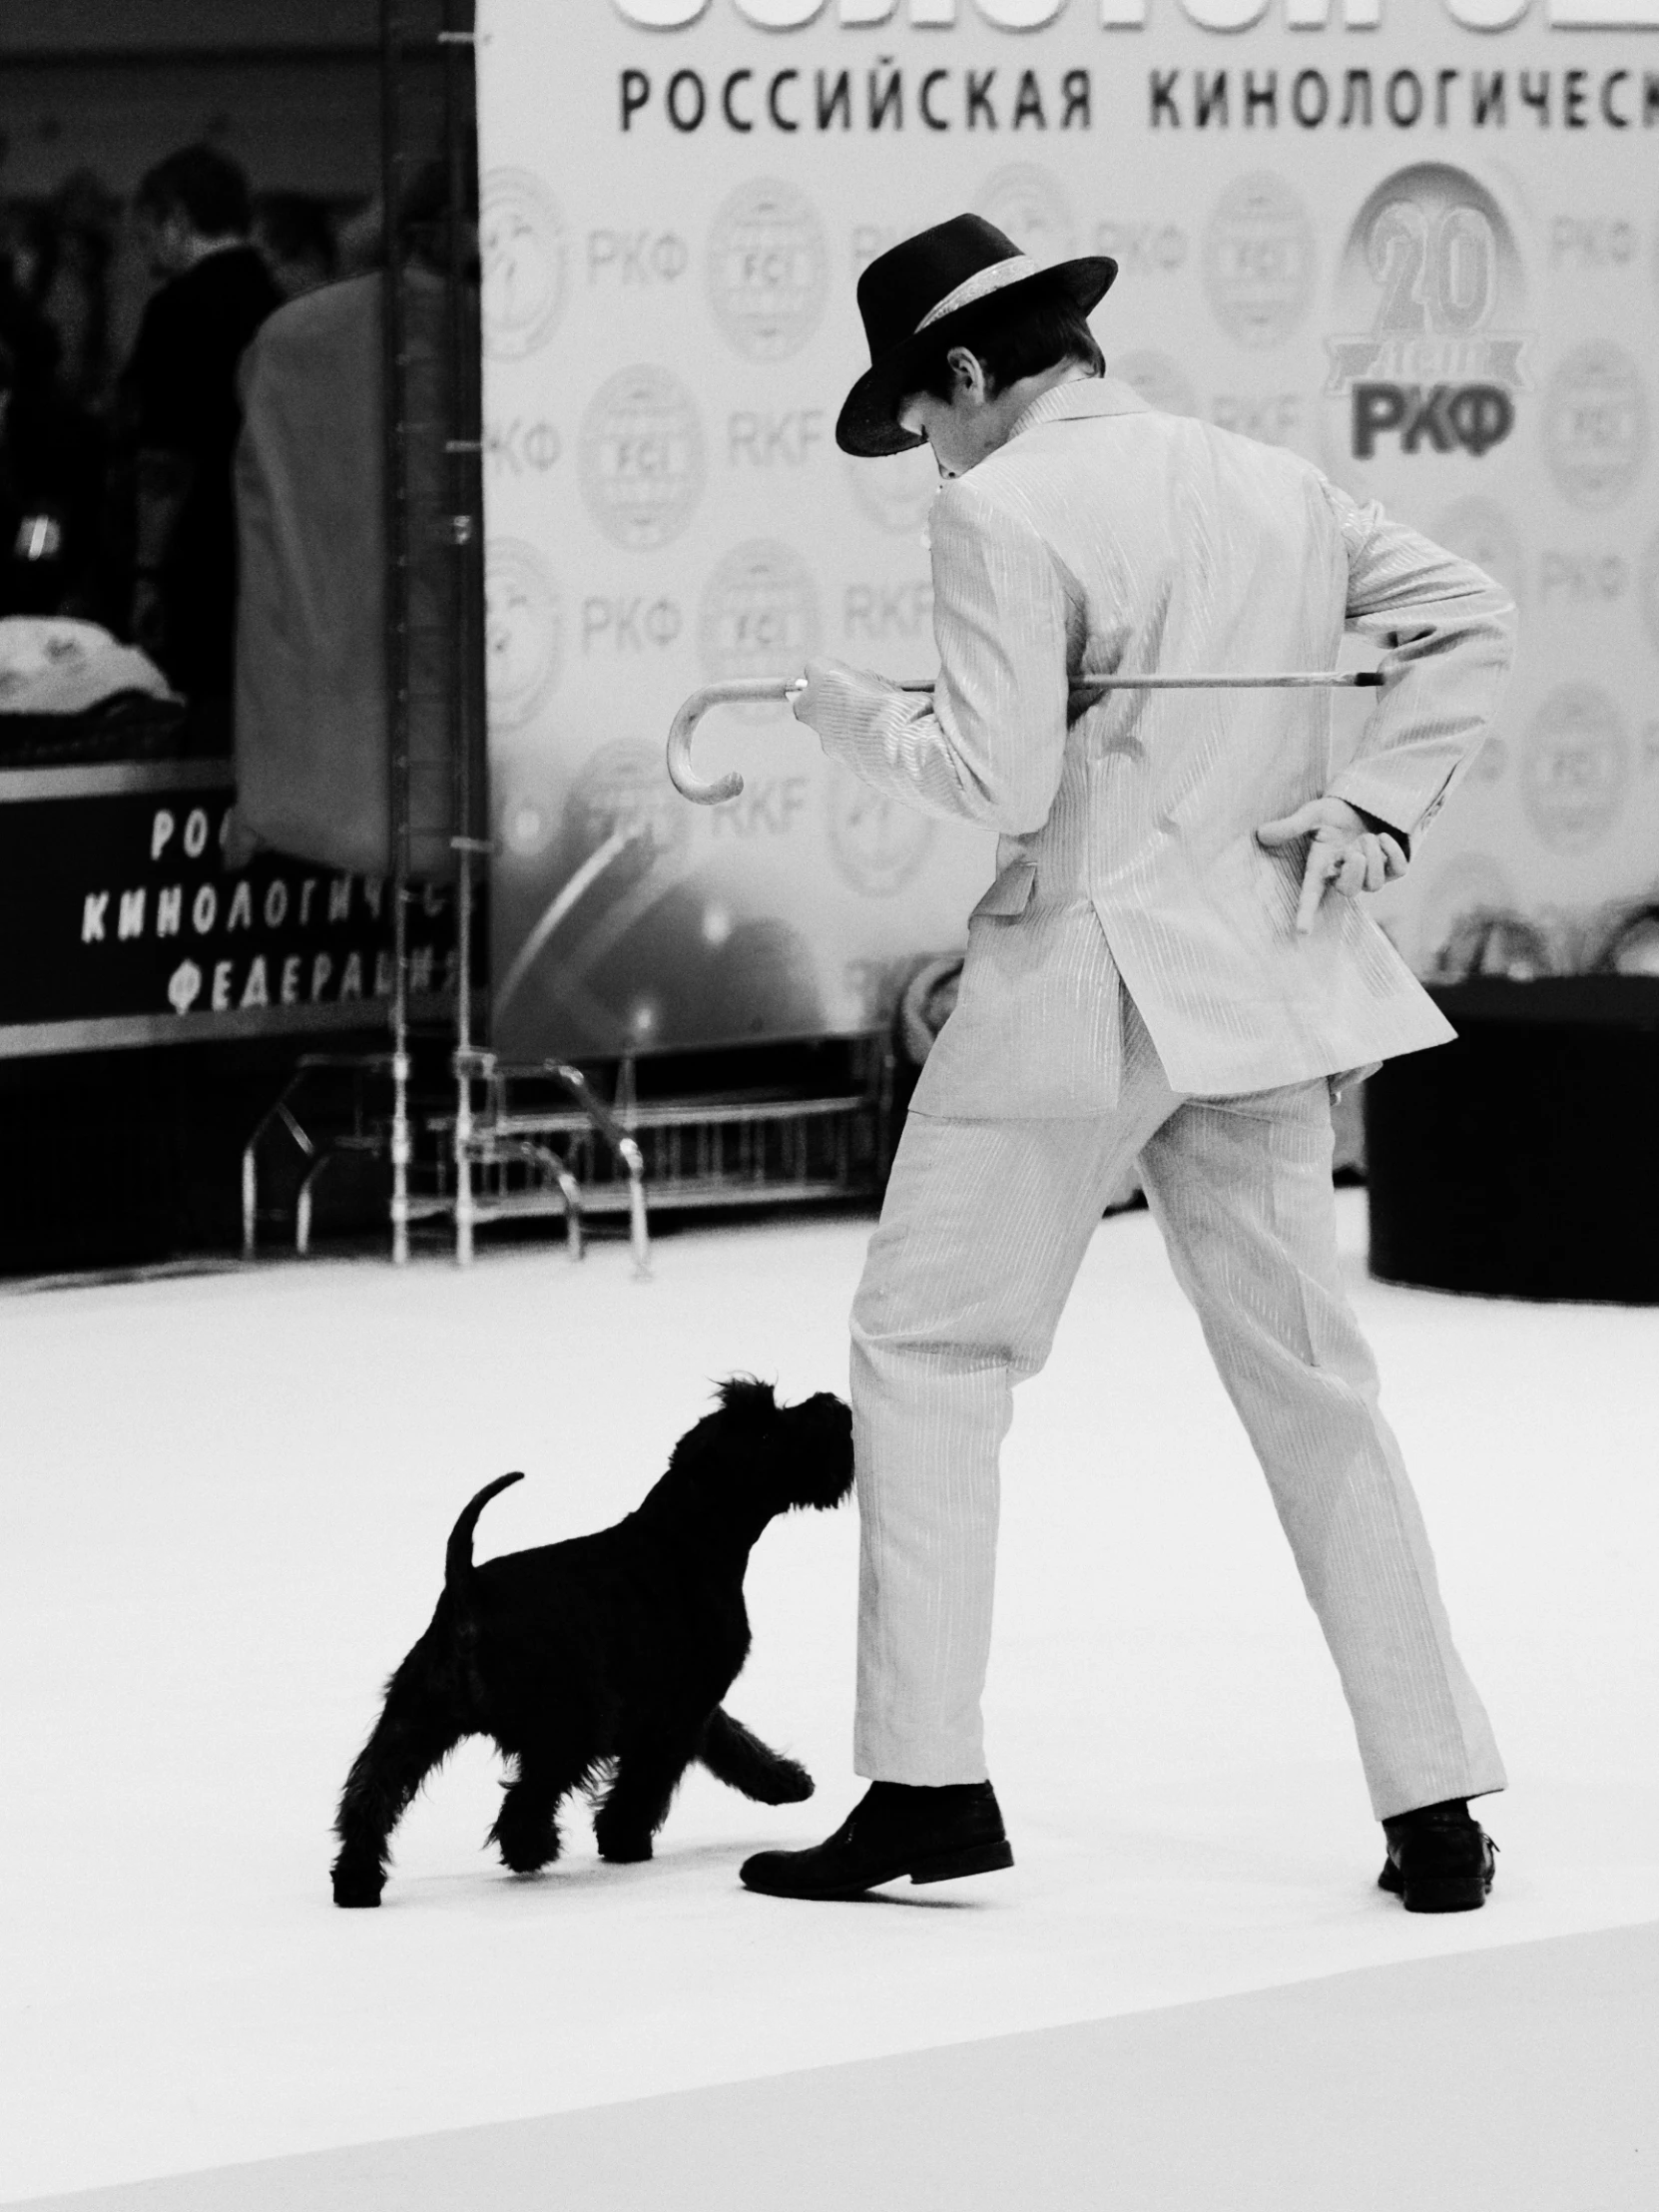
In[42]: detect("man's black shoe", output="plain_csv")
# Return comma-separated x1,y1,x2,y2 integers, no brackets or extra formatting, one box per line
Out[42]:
740,1781,1013,1900
1379,1798,1497,1913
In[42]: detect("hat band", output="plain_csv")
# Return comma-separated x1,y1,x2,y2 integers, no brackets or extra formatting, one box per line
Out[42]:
913,253,1038,333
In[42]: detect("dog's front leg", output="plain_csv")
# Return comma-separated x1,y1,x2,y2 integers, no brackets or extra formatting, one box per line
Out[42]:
696,1707,814,1805
592,1716,707,1863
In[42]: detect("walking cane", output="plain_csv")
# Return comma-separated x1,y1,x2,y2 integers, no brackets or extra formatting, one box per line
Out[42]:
667,670,1384,807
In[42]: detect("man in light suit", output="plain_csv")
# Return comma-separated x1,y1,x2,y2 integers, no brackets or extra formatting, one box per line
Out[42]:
739,217,1514,1916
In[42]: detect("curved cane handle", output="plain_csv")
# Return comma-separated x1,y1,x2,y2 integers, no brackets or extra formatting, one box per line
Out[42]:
667,679,801,806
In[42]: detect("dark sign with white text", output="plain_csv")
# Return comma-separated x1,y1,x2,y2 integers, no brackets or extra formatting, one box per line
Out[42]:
0,764,460,1056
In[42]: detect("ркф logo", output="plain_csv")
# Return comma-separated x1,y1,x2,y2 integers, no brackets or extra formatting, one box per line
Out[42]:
708,180,829,363
1327,164,1528,466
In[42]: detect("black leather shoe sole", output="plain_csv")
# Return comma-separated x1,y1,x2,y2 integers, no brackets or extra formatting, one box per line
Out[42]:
1378,1845,1494,1914
908,1836,1016,1887
741,1834,1013,1900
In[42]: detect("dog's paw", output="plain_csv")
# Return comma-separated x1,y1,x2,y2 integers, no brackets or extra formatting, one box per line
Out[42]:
752,1759,815,1806
331,1865,384,1909
496,1838,556,1875
596,1832,655,1864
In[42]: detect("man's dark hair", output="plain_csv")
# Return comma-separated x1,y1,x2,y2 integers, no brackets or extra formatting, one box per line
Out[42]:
135,146,253,241
912,278,1104,402
395,155,480,249
254,193,338,276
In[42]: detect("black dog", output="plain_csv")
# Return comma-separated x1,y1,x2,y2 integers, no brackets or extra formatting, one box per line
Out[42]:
331,1379,853,1906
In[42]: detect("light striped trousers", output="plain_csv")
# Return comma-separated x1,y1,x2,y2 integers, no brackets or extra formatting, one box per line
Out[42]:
850,995,1505,1821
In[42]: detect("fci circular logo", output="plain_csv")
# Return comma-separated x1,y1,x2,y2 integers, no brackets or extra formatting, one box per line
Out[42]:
480,170,569,361
707,180,829,362
974,166,1077,268
1641,528,1659,660
1430,497,1525,611
568,739,690,872
1414,850,1516,975
845,442,939,538
827,763,935,899
484,539,561,730
1542,343,1648,512
1203,173,1316,350
578,366,706,550
698,541,821,720
1112,350,1198,418
1521,684,1630,855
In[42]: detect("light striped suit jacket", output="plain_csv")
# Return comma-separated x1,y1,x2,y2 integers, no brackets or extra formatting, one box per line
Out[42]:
809,376,1516,1113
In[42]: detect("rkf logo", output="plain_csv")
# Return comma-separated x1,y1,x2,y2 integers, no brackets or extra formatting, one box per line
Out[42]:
1354,382,1511,460
1327,164,1528,466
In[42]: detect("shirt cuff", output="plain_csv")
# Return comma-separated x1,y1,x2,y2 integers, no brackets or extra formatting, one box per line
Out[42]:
1350,805,1410,861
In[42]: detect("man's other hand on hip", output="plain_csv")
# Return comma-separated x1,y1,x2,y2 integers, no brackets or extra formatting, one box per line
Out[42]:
1256,798,1408,936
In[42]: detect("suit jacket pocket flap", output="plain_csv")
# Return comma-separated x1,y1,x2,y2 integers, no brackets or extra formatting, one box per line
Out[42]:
970,860,1037,918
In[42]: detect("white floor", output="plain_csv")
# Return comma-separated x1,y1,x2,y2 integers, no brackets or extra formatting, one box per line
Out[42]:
3,1194,1656,2203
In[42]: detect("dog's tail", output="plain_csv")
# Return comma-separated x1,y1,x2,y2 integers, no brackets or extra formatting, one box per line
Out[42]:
444,1473,524,1593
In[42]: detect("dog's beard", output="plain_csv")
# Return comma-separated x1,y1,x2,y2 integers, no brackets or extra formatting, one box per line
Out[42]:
792,1464,855,1511
785,1398,855,1511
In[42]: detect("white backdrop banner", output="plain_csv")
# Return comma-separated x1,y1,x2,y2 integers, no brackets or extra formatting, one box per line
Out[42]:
476,0,1659,1058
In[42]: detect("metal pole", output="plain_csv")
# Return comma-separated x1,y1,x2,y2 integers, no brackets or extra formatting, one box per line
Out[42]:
380,0,413,1264
440,0,486,1266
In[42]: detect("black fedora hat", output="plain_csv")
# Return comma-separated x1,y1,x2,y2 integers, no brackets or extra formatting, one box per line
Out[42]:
836,214,1117,459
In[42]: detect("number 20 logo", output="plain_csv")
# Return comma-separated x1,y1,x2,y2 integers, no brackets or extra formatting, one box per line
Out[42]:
1367,200,1497,337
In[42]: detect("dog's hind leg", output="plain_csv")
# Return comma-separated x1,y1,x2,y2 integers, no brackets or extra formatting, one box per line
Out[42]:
696,1707,814,1805
488,1741,585,1876
331,1653,467,1908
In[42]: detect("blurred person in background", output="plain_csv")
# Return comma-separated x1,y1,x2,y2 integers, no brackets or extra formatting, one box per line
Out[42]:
0,327,106,620
7,174,121,414
114,144,278,742
230,158,472,873
253,193,339,302
0,222,63,400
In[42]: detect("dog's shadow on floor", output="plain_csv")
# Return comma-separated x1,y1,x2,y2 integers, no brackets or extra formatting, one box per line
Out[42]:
396,1840,994,1912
